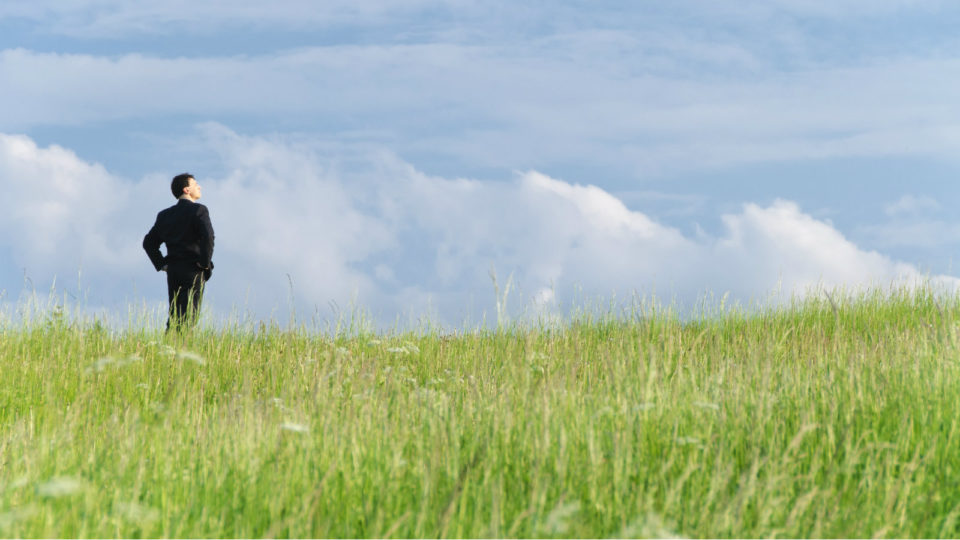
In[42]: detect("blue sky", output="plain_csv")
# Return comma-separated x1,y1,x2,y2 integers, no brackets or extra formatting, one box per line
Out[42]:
2,1,960,327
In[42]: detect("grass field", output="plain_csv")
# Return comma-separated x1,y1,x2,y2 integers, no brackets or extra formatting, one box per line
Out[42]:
0,287,959,538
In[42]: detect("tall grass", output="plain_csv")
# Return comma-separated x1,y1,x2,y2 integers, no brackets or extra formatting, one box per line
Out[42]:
0,287,959,537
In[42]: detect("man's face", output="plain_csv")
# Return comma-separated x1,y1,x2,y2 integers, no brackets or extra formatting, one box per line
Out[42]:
184,177,202,200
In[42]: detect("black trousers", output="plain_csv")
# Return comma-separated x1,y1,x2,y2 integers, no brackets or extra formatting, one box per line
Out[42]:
166,262,206,332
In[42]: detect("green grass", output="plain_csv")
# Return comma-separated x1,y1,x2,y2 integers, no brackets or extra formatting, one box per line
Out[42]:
1,287,960,537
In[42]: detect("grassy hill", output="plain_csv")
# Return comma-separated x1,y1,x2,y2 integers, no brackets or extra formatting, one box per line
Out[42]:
0,288,958,537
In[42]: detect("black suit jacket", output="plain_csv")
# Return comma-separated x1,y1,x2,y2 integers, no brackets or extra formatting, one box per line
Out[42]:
143,199,215,275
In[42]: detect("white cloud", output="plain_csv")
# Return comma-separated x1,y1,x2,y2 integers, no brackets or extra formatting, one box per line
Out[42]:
5,41,960,176
0,133,148,272
196,124,392,318
851,194,960,252
884,194,942,216
857,218,960,250
3,127,952,327
708,200,930,298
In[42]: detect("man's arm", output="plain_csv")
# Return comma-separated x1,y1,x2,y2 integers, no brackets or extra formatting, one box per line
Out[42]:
195,204,215,270
142,219,167,271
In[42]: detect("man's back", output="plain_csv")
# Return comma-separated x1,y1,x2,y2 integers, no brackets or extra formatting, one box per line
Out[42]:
143,198,215,272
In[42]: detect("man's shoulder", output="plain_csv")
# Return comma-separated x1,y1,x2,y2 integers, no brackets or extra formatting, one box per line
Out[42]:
192,202,210,216
156,203,178,218
174,199,208,212
156,200,193,218
157,199,209,219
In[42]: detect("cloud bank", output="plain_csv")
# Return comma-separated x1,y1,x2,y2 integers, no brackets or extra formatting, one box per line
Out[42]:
0,125,954,328
5,34,960,176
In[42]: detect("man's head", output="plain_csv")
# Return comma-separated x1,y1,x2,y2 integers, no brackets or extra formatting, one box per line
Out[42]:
171,173,202,201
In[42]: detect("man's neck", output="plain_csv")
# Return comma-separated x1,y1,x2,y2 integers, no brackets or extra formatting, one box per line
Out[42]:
178,195,195,202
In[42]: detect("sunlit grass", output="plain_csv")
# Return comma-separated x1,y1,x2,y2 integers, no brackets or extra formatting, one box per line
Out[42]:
0,287,959,537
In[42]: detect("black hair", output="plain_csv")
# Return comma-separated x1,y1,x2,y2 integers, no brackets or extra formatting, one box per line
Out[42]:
171,173,194,199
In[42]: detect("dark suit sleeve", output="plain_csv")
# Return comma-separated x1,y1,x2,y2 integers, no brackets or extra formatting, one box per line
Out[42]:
142,217,166,271
195,204,215,270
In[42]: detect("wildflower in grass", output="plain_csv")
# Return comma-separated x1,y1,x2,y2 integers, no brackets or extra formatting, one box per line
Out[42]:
116,502,160,523
36,477,83,498
146,340,172,353
321,366,341,381
634,402,655,411
619,512,682,538
387,342,420,355
416,388,449,410
676,436,701,446
85,357,116,374
86,354,141,374
593,406,616,420
694,401,720,411
539,501,580,536
367,339,382,346
271,398,293,413
175,350,205,365
281,422,309,434
8,477,28,490
0,505,37,529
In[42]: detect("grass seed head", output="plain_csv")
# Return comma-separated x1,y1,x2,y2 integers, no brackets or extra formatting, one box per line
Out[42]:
281,422,309,434
36,477,84,498
175,350,205,365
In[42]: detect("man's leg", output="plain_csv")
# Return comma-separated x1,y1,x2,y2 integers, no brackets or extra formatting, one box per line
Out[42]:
166,270,181,332
185,272,205,327
166,264,204,332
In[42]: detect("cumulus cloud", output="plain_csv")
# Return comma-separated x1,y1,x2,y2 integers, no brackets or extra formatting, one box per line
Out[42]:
0,133,148,272
196,124,393,320
1,127,954,327
706,200,930,298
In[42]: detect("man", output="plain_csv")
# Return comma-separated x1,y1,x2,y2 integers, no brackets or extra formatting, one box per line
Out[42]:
143,173,215,331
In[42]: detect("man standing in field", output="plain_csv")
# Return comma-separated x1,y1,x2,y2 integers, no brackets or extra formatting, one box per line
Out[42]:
143,173,215,332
